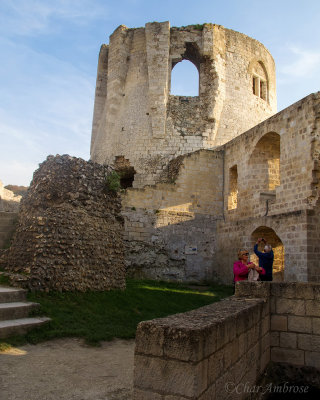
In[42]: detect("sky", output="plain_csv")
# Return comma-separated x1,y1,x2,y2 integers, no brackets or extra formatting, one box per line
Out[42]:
0,0,320,186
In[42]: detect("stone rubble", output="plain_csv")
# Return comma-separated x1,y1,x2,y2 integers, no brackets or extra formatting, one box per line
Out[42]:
1,155,125,291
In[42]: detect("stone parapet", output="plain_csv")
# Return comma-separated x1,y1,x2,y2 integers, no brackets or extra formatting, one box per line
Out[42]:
134,282,320,399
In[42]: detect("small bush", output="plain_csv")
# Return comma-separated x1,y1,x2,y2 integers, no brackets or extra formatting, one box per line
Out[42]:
106,171,121,193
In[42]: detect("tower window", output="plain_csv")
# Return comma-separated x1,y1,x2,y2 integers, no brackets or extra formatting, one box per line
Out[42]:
250,60,268,102
253,75,266,100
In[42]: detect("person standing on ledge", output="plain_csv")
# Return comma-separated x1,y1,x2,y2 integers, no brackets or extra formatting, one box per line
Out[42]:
254,238,274,281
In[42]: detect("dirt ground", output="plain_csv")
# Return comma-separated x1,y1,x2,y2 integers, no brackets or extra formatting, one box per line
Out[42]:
0,338,135,400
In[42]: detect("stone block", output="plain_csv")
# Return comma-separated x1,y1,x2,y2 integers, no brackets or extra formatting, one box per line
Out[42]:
271,282,315,299
238,332,247,357
215,370,236,400
312,317,320,335
271,347,304,366
270,297,276,313
223,342,235,370
261,333,270,352
261,315,270,336
165,395,189,400
134,354,208,398
135,322,164,357
276,298,305,315
271,315,287,331
305,351,320,369
235,281,270,298
232,356,247,384
133,388,164,400
288,316,312,333
279,332,297,349
260,348,270,373
163,326,215,363
297,334,320,352
198,384,216,400
245,342,259,372
208,348,224,384
270,331,279,347
305,300,320,317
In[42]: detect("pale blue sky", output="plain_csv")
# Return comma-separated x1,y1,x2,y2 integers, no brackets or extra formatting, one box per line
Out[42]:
0,0,319,185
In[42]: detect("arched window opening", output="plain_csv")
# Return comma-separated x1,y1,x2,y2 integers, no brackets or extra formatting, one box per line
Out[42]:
249,132,280,192
251,61,268,101
170,60,199,96
114,156,136,189
228,165,238,210
251,226,284,281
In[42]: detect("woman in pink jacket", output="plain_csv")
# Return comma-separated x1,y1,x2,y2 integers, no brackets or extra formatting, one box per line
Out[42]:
233,249,265,282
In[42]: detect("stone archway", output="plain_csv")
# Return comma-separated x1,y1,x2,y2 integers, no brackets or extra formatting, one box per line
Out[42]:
248,132,280,192
251,226,284,281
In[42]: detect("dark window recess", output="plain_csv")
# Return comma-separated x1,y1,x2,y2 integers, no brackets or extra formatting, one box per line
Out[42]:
114,156,136,189
119,167,135,189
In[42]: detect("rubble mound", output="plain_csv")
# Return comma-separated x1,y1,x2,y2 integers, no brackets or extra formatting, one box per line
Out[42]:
2,155,125,291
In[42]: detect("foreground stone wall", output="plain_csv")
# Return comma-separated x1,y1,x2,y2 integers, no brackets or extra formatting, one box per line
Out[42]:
134,287,269,399
237,282,320,370
1,155,125,291
133,282,320,399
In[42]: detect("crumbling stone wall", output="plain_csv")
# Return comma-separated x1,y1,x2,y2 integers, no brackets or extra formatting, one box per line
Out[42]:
91,22,276,188
122,150,223,282
2,155,125,291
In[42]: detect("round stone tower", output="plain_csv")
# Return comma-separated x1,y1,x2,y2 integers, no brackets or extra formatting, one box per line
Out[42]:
91,22,276,188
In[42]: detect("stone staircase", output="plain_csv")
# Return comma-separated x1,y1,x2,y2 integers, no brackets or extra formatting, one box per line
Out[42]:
0,286,50,339
0,211,18,249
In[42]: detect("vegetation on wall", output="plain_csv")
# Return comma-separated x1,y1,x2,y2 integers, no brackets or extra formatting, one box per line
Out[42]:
105,171,121,192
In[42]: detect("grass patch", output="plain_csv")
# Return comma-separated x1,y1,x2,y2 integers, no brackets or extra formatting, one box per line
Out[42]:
0,342,12,352
0,273,10,285
1,279,232,346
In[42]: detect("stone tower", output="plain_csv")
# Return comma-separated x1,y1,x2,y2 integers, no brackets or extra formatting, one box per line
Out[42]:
91,22,276,187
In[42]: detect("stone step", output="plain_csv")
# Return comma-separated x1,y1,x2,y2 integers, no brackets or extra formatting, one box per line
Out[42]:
0,286,27,303
0,302,39,321
0,317,50,339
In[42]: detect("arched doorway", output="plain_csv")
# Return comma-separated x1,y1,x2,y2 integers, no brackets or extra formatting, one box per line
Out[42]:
251,226,284,281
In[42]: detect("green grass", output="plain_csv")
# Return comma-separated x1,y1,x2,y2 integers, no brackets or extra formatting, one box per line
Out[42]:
1,279,232,346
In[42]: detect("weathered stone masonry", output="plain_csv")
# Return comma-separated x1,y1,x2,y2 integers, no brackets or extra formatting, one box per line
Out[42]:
134,282,320,399
122,92,320,283
91,21,320,284
91,22,276,187
1,155,125,291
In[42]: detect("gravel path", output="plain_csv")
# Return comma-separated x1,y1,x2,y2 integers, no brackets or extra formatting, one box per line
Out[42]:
0,338,135,400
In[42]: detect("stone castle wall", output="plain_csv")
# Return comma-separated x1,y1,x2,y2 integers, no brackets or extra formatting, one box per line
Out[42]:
1,155,125,291
91,22,276,187
122,150,223,281
122,92,320,283
134,282,320,399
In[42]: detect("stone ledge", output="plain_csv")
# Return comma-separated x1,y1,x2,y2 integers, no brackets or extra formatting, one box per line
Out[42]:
135,297,265,362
